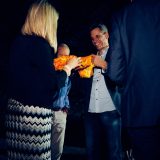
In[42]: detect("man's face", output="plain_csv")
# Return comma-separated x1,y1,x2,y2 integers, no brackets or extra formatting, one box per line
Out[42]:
57,47,70,57
90,28,109,51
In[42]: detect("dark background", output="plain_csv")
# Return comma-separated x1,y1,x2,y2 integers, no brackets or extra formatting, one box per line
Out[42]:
0,0,130,158
0,0,130,57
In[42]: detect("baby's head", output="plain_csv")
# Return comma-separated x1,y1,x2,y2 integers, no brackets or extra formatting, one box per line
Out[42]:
57,43,70,57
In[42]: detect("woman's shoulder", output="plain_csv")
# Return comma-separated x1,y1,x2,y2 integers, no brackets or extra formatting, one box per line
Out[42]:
14,34,49,46
10,34,55,58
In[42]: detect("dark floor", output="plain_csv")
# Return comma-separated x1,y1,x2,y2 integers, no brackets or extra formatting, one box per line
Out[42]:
61,154,87,160
0,111,87,160
0,95,87,160
0,138,87,160
61,146,87,160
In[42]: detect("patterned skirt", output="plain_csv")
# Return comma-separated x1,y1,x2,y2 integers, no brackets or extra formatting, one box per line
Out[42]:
5,99,52,160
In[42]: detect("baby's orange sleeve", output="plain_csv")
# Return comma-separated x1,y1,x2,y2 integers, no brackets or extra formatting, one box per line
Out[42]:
78,55,95,78
53,55,76,70
53,55,94,78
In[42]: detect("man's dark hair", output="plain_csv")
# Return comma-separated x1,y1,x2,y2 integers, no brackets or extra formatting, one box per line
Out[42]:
89,23,108,33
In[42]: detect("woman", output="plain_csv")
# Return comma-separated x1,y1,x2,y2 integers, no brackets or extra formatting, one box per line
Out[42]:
5,1,80,160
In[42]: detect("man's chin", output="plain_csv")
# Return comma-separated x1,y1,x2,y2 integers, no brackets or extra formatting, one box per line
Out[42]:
95,45,100,49
97,46,103,50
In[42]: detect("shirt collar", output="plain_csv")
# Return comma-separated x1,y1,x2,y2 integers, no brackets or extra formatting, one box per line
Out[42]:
97,47,108,59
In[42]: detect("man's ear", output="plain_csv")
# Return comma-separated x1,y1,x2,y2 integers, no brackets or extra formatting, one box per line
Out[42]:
105,32,109,39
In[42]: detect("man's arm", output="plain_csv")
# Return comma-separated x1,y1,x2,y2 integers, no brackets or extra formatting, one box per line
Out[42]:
92,55,107,70
107,15,126,85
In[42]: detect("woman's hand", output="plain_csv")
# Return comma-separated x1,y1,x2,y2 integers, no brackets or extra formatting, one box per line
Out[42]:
63,57,81,76
67,57,82,69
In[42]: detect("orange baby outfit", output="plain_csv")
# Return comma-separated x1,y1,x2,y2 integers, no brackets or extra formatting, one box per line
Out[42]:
53,55,94,78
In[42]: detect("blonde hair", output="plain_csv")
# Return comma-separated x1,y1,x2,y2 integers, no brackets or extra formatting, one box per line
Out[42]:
21,0,59,52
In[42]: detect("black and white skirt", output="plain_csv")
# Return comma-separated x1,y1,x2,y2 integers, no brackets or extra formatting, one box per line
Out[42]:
5,98,52,160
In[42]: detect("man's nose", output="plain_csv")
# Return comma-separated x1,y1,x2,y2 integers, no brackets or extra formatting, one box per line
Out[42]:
93,38,99,44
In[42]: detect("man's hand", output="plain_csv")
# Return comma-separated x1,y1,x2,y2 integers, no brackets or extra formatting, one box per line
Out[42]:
92,55,107,70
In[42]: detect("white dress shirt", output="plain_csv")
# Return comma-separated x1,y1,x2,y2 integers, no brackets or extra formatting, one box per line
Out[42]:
88,48,116,113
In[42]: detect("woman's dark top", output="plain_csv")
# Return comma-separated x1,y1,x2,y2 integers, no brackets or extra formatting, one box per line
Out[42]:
7,34,67,109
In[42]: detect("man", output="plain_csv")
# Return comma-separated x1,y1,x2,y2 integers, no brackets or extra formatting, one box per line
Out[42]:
82,24,122,160
107,0,160,159
51,43,71,160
